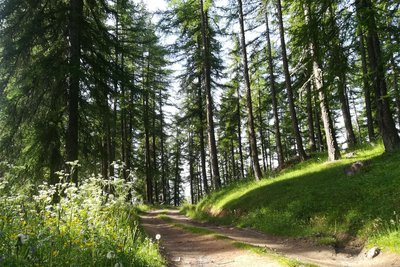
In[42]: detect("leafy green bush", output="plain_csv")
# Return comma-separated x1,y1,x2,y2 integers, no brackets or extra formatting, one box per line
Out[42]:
0,162,164,266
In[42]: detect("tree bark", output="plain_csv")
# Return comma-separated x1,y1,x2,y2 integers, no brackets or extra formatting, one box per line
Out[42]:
328,4,357,148
265,10,284,166
314,99,324,152
197,73,209,194
314,63,340,160
359,31,375,141
236,86,245,179
159,88,167,203
66,0,83,183
257,83,267,172
390,56,400,129
356,0,400,151
174,137,181,206
144,57,153,204
338,76,357,147
199,0,221,188
230,139,237,179
189,132,195,204
152,96,158,203
276,0,307,161
306,80,317,152
237,0,262,180
305,4,340,161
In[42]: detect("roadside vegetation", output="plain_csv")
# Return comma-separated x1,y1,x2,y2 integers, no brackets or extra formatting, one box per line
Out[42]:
0,162,164,267
182,144,400,253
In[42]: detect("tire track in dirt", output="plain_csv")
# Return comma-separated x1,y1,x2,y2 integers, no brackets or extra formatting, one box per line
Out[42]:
150,209,400,267
139,210,283,267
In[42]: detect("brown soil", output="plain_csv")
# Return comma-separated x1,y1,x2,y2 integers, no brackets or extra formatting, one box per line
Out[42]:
140,209,400,267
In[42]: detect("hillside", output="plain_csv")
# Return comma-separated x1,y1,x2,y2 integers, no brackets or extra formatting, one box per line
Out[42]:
183,144,400,253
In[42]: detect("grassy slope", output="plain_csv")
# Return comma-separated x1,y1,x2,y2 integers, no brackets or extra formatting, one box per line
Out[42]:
183,144,400,252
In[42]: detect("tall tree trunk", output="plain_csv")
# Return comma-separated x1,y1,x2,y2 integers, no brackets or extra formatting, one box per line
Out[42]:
390,56,400,129
237,0,262,180
338,77,357,147
159,88,167,203
314,97,324,152
126,77,133,173
236,86,245,179
266,124,273,170
66,0,83,183
359,31,375,141
265,10,284,167
144,57,153,204
306,79,317,152
314,63,340,160
199,0,221,188
189,132,195,204
306,4,340,161
230,139,237,179
257,84,267,172
196,164,202,201
276,0,307,161
197,73,209,194
174,139,181,206
349,91,363,142
356,0,400,151
100,86,110,180
328,4,357,148
152,98,158,203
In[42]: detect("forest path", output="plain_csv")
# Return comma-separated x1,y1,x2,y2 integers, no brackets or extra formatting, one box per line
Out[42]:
139,209,400,267
139,209,282,266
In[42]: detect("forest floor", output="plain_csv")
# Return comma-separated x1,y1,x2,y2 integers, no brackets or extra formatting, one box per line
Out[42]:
139,209,400,267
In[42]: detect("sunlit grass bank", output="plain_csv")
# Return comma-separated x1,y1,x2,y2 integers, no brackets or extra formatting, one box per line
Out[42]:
0,166,164,266
183,143,400,253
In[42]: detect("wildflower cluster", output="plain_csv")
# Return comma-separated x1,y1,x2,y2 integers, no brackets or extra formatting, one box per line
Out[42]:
0,163,164,266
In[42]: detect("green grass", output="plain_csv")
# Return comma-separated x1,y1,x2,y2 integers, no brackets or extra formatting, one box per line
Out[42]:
183,143,400,253
232,242,317,267
159,215,214,235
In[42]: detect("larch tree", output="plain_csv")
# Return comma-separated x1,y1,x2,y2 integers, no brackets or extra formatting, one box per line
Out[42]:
264,2,284,167
355,0,400,152
275,0,307,161
304,1,340,161
237,0,262,180
199,0,222,189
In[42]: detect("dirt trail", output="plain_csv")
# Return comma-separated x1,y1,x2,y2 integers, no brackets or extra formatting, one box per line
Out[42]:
140,210,282,266
140,209,400,267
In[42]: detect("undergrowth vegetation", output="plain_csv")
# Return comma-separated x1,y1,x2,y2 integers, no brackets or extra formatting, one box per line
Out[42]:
183,143,400,253
0,162,164,266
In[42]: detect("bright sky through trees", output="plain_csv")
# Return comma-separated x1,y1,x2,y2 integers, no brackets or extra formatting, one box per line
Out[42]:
146,0,167,12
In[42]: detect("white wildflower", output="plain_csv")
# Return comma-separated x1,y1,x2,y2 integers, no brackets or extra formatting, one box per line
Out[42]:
155,234,161,241
17,234,29,244
107,251,116,259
